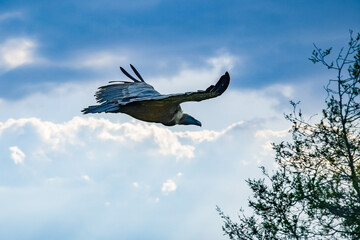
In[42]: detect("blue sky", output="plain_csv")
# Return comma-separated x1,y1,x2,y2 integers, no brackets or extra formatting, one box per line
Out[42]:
0,0,359,239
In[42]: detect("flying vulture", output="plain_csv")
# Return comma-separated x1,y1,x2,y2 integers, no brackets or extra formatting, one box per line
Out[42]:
82,65,230,127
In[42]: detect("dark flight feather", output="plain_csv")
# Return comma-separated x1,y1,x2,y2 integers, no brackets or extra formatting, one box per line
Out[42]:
120,66,141,82
130,64,145,82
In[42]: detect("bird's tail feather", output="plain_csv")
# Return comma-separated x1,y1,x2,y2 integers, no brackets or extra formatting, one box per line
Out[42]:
81,103,119,114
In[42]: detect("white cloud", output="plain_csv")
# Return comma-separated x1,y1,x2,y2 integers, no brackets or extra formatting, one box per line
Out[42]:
161,179,177,194
82,175,91,182
9,146,25,164
260,140,275,156
0,117,84,151
0,38,36,69
69,51,128,70
255,128,289,139
175,121,244,144
132,182,139,188
152,126,195,159
86,118,197,159
0,11,23,22
0,116,238,160
255,128,290,157
265,84,294,98
206,53,238,72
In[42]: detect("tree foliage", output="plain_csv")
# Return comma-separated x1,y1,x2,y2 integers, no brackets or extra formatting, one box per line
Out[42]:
217,31,360,240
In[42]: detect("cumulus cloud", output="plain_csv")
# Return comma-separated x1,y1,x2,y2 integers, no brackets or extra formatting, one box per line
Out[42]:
161,179,177,194
0,38,37,69
9,146,25,164
0,117,84,150
0,116,239,160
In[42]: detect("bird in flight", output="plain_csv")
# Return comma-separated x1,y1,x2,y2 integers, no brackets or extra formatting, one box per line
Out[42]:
82,65,230,127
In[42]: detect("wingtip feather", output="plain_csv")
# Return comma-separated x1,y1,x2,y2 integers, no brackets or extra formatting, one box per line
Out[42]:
213,71,230,95
120,66,141,82
130,64,145,82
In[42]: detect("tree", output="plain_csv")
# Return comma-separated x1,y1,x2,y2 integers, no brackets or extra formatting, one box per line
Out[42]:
217,31,360,240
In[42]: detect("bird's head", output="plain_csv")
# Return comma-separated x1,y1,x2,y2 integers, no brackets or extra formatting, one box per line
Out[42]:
178,113,202,127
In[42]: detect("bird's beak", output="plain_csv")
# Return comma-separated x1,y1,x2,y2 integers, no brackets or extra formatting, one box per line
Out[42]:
184,115,202,127
194,119,202,127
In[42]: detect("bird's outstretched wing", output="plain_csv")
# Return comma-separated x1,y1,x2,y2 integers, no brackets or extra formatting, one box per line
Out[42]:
82,65,160,113
95,65,161,104
154,72,230,104
103,71,230,105
95,82,160,105
82,66,230,114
